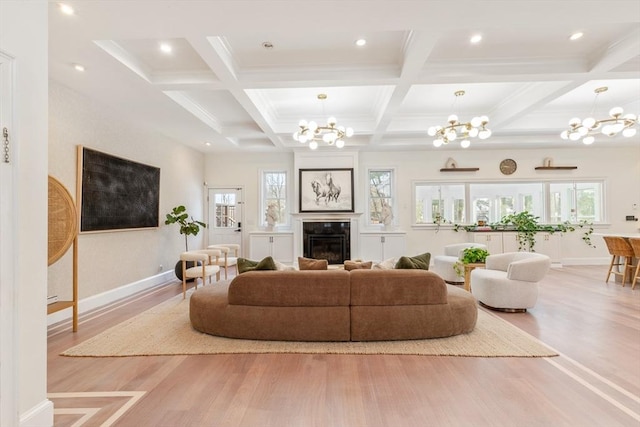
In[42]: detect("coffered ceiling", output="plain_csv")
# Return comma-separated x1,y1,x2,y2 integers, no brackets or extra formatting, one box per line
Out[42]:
48,1,640,153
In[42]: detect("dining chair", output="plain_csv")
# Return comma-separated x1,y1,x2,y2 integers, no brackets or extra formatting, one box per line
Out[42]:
627,237,640,290
179,251,220,299
207,244,239,279
602,236,635,286
194,248,223,282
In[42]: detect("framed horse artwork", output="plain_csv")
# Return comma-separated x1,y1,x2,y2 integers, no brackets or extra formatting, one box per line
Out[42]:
299,168,354,213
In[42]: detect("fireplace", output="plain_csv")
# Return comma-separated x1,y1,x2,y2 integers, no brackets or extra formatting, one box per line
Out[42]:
303,221,350,264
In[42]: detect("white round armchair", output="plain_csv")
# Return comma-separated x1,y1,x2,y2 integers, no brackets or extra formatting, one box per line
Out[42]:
432,243,488,284
470,252,551,312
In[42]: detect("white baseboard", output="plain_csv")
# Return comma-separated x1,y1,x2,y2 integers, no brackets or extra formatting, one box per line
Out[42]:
47,270,175,326
561,257,610,266
20,399,53,427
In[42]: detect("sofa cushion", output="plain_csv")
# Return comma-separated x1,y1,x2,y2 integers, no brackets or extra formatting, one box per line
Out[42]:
344,260,373,271
237,256,277,274
350,269,448,305
298,257,328,270
395,252,431,270
228,270,350,307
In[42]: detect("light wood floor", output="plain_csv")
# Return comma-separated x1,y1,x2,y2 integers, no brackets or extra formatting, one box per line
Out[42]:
47,266,640,427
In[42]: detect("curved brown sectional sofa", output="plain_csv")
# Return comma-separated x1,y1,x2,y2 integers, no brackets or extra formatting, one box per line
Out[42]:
189,269,477,342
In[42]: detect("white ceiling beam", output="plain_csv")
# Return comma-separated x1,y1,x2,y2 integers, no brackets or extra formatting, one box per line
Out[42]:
369,31,439,145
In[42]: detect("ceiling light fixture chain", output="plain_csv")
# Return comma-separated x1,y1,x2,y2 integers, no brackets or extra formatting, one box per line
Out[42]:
293,94,354,150
560,86,637,145
428,90,491,148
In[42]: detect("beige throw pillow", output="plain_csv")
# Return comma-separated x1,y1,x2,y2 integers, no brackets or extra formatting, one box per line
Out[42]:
344,260,373,271
298,257,328,270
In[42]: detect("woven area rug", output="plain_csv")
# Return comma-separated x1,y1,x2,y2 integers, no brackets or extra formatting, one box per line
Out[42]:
61,288,557,358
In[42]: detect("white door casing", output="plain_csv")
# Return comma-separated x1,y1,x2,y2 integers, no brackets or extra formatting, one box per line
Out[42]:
0,50,18,427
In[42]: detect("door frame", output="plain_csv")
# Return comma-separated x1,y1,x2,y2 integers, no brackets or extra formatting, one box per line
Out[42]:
0,50,18,426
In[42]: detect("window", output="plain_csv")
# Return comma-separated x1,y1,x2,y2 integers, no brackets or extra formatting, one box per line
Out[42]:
214,193,237,227
468,182,543,223
414,183,465,224
261,171,288,227
413,180,604,225
548,181,603,222
368,169,394,225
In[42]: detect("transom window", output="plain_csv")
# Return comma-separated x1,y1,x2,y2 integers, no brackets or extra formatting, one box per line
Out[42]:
413,180,604,225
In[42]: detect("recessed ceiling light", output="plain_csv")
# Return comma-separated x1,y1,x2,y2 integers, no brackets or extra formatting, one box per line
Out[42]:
59,3,74,15
470,34,482,44
73,64,85,72
355,39,367,47
569,32,584,41
204,142,211,147
160,43,172,53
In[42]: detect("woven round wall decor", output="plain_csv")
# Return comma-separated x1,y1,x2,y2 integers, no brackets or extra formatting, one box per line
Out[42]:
48,175,77,266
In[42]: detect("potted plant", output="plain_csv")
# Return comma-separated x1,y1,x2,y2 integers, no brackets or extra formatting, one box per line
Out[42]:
165,205,206,279
453,247,490,277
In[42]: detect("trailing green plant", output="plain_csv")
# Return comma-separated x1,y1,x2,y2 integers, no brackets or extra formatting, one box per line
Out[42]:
452,212,595,250
498,211,539,251
453,247,490,277
433,213,451,233
165,205,206,251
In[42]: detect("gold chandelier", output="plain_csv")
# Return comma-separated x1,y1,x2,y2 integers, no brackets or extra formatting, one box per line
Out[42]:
428,90,491,148
293,94,354,150
560,86,637,145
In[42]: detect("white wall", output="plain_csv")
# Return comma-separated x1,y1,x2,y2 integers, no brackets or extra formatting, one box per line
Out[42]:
361,147,640,263
204,151,294,252
0,1,51,425
48,81,206,302
206,145,640,264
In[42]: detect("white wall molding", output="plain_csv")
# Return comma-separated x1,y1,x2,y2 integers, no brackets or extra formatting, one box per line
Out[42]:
561,257,609,266
47,271,175,326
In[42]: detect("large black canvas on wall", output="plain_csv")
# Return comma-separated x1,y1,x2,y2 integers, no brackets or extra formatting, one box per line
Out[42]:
78,146,160,232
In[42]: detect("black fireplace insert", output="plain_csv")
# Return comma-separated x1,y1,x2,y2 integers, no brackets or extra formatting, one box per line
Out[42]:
303,221,350,264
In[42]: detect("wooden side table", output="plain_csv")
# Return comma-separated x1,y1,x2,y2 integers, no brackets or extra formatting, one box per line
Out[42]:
463,263,485,292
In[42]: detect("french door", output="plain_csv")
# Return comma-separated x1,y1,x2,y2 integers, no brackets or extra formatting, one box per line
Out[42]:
207,187,244,255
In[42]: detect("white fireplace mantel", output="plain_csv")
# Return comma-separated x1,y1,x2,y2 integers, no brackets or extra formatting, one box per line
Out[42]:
291,212,363,220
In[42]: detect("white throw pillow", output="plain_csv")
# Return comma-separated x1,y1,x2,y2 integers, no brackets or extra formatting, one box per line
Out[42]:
274,260,296,271
373,257,397,270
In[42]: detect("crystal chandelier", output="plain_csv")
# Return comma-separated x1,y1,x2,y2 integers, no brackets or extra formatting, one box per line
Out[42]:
428,90,491,148
560,87,637,145
293,94,354,150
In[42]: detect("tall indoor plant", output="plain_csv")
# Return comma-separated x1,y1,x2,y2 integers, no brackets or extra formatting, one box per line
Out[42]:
165,205,206,251
165,205,207,280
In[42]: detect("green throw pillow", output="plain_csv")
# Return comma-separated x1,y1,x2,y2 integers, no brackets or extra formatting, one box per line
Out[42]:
394,252,431,270
237,256,277,274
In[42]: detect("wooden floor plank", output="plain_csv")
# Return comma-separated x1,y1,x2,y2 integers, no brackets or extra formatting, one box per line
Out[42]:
48,266,640,426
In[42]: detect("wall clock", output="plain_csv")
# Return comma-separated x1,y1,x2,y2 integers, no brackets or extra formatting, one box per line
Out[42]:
499,158,517,175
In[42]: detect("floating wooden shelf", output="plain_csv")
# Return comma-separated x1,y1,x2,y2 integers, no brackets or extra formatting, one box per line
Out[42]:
534,166,577,170
440,167,480,172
